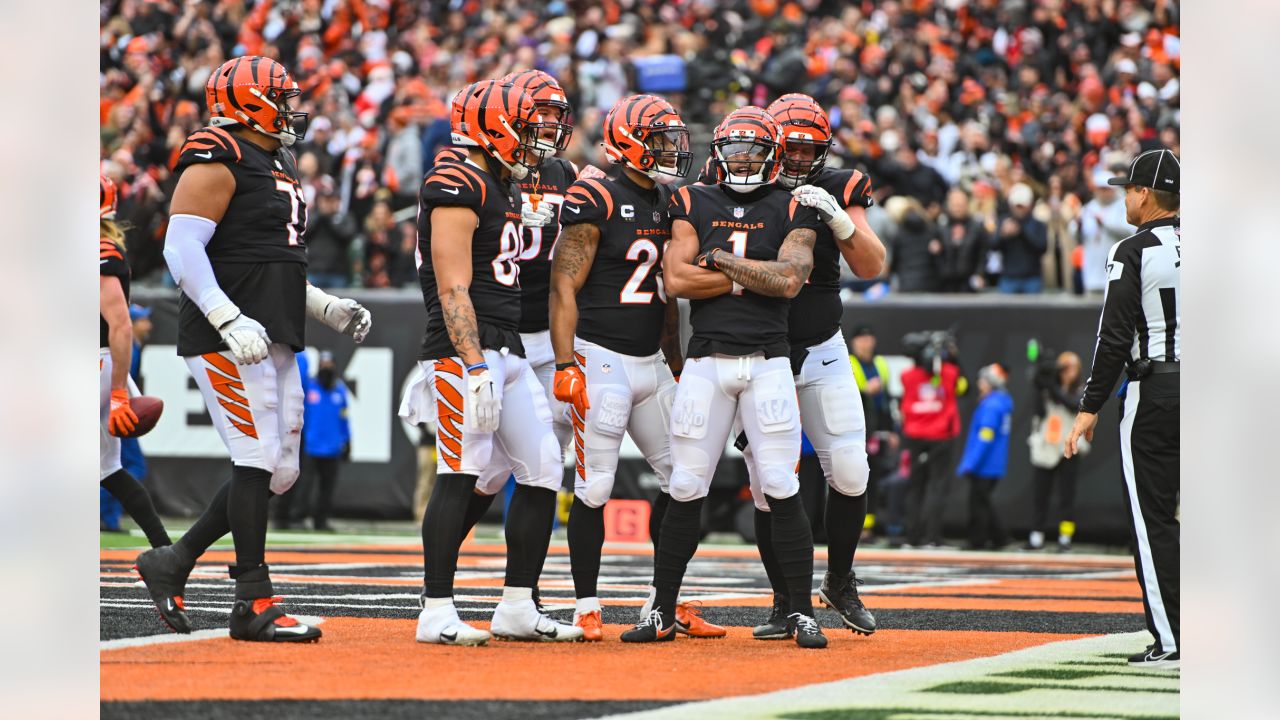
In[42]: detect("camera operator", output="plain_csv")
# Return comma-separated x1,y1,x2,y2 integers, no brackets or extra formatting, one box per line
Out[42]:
1027,349,1086,551
899,331,968,548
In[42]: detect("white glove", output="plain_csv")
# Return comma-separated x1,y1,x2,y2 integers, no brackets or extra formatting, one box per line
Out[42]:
465,368,501,432
207,303,270,365
306,285,372,342
792,185,855,240
521,199,556,228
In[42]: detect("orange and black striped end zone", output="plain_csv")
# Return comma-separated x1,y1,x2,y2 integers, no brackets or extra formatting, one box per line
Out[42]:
433,358,464,471
202,352,257,438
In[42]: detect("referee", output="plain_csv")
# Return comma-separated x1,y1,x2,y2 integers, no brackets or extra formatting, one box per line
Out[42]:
1066,148,1179,670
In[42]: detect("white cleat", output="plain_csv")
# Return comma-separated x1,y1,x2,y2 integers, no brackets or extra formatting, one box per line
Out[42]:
416,604,490,646
490,599,584,642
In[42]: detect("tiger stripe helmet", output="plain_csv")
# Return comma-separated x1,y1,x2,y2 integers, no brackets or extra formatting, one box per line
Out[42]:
601,95,692,183
501,69,573,157
711,106,783,191
766,93,833,188
205,56,308,147
450,80,540,180
100,174,118,219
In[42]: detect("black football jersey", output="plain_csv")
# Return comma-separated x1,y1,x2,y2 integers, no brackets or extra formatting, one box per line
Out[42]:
417,156,525,360
563,173,673,357
172,126,309,356
100,236,130,348
668,183,821,359
515,157,578,334
788,167,874,349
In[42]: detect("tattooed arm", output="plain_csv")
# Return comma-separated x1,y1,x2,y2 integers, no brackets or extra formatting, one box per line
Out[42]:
663,219,734,299
660,294,684,376
549,222,601,365
430,206,486,368
707,227,817,298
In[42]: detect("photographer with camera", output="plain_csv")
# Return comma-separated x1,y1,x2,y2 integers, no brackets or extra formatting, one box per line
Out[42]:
1027,347,1087,551
899,331,968,548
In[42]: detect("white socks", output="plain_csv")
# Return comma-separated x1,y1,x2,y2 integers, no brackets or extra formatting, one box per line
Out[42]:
575,596,602,615
502,586,533,603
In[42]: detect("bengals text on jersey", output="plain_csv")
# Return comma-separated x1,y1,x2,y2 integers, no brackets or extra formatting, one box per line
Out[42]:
668,184,820,359
562,172,673,357
172,126,308,357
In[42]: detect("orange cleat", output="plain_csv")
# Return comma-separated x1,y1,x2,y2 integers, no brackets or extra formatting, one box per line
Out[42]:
675,602,727,638
574,610,604,642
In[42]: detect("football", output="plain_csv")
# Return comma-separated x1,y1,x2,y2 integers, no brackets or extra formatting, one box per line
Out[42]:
121,395,163,438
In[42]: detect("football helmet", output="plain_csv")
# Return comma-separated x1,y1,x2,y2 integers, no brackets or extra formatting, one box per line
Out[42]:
205,56,308,146
711,106,782,192
765,93,833,189
501,69,573,161
450,80,541,180
601,94,692,184
100,174,118,220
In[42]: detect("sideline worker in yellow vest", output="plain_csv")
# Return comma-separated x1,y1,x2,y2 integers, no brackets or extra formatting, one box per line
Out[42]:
848,326,898,538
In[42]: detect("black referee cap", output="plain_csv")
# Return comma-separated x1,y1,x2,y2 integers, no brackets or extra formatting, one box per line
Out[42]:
1108,148,1179,193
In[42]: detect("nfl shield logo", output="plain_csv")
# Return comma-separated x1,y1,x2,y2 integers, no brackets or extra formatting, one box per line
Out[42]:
653,210,662,223
733,207,745,218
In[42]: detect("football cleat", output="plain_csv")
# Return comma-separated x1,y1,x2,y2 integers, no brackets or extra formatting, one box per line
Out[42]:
675,601,727,638
787,612,829,649
818,571,877,635
416,603,490,646
753,594,792,640
620,609,678,643
573,609,604,642
134,545,193,634
229,596,321,642
490,599,583,642
1128,644,1180,670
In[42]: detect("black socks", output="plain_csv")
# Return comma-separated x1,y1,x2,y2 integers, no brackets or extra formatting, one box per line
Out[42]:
227,466,272,598
460,489,497,541
422,473,478,598
568,497,606,599
825,489,868,579
100,469,170,548
503,484,556,588
650,491,671,549
653,497,704,627
173,478,231,567
766,493,816,617
754,508,786,599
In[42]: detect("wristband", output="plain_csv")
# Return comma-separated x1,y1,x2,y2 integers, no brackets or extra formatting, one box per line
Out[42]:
555,362,574,371
465,361,489,373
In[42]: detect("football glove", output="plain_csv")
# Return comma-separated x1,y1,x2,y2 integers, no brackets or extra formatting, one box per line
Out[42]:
521,200,556,228
553,365,590,417
107,389,138,437
207,303,270,365
792,185,855,240
306,285,372,343
466,367,501,432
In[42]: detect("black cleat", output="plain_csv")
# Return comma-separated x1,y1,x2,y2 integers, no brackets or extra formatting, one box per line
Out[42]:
752,594,792,640
787,612,828,649
134,546,193,634
229,596,322,643
620,609,677,643
1128,644,1179,670
818,571,877,635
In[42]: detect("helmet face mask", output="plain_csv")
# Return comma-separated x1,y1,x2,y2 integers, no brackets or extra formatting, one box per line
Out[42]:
602,95,691,184
766,93,832,189
452,80,540,181
206,56,308,146
777,136,829,188
641,126,692,182
501,70,574,163
711,106,783,192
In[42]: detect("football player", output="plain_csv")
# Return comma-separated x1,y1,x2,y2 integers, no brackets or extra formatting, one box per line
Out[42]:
549,94,724,641
747,94,886,641
99,175,184,631
408,79,581,645
622,107,827,649
135,56,372,643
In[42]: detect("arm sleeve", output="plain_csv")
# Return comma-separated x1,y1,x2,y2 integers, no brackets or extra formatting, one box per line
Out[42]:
162,213,232,316
1080,239,1143,412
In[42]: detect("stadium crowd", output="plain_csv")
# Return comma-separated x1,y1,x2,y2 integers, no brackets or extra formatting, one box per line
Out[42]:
101,0,1179,294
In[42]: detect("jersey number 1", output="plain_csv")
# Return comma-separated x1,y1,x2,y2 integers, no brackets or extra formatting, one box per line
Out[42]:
727,230,748,295
275,180,306,246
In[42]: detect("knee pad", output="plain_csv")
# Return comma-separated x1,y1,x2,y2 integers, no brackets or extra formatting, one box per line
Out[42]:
532,429,565,491
827,441,869,497
668,442,712,502
758,462,799,501
576,472,615,509
270,465,299,495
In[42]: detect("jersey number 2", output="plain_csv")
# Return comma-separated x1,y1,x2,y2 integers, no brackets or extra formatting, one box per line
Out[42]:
275,180,306,246
620,239,665,304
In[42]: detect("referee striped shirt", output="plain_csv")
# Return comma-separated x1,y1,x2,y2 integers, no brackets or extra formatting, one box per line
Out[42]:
1080,216,1180,413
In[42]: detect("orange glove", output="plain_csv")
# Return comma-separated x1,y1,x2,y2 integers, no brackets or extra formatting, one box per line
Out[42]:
553,365,589,417
108,389,138,437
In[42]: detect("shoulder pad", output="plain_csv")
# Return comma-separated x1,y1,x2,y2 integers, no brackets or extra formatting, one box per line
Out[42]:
421,162,487,209
817,168,874,208
100,237,127,275
175,127,243,172
432,146,468,167
563,178,614,224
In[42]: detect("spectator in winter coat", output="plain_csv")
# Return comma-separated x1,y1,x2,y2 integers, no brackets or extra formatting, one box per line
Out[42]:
957,364,1014,550
936,188,989,292
1078,166,1132,293
996,184,1049,294
307,188,359,289
887,197,944,293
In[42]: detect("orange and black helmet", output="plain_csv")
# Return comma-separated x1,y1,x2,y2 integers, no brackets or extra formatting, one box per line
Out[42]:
206,56,308,146
450,79,540,180
710,106,783,191
766,93,833,188
601,95,691,182
100,174,118,219
501,69,573,156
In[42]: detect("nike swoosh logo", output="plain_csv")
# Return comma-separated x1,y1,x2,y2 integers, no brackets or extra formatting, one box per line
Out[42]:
440,631,457,642
195,151,212,159
565,205,580,213
822,359,838,366
100,259,108,264
534,625,558,639
165,599,175,612
442,187,460,195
